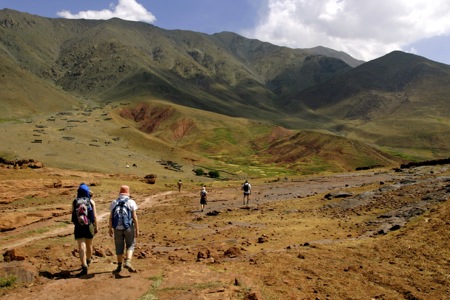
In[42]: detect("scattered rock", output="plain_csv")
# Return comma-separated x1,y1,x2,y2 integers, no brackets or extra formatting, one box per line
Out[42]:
0,157,44,169
257,235,268,243
324,192,353,200
144,174,157,184
206,210,220,216
53,180,63,188
243,292,260,300
196,249,211,261
94,248,105,257
389,224,401,231
224,247,241,258
234,278,241,286
3,249,26,262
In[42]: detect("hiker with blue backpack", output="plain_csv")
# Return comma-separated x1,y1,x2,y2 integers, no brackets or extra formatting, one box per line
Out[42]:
109,185,139,273
72,183,98,277
241,180,252,206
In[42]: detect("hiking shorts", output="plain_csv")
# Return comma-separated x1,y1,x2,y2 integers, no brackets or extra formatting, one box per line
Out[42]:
74,223,95,240
113,225,135,255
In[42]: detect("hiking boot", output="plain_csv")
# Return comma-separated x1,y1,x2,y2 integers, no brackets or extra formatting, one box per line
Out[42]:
113,264,122,274
76,266,88,277
124,260,137,273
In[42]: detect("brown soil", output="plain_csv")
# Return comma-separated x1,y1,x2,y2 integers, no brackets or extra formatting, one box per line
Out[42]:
0,164,449,299
120,103,176,134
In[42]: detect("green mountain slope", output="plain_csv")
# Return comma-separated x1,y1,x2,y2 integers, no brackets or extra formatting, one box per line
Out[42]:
115,101,405,175
286,51,450,159
0,9,356,120
0,9,449,170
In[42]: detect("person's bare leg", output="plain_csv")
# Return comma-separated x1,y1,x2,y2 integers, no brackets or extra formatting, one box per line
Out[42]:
77,239,87,267
76,239,88,276
85,238,93,265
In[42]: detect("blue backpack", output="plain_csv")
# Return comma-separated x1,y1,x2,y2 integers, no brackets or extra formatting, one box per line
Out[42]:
112,197,132,229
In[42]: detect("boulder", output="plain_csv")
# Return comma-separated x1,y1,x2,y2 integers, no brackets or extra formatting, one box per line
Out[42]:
224,246,241,258
144,174,157,184
3,249,26,262
0,261,37,284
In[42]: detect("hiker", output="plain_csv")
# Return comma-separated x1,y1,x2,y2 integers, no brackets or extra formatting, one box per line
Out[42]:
72,183,98,277
109,185,139,273
200,186,207,212
177,180,182,192
241,180,252,205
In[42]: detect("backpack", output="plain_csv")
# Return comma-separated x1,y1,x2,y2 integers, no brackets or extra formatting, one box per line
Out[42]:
112,197,132,229
243,183,250,192
200,190,207,200
74,197,94,226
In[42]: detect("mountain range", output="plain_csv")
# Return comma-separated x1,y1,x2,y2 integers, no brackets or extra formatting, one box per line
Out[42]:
0,9,449,176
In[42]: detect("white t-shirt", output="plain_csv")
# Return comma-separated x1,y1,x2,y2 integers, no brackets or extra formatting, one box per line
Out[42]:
110,195,138,230
242,183,251,193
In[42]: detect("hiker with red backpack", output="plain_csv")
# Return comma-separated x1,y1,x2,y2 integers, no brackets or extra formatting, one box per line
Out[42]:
109,185,139,274
72,183,98,277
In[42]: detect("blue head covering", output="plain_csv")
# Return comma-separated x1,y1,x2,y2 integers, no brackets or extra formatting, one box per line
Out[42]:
77,183,90,198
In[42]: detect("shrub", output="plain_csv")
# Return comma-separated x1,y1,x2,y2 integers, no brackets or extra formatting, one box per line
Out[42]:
194,168,205,176
208,170,220,178
0,275,16,288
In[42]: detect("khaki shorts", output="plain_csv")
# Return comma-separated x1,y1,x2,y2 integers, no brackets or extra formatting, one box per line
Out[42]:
113,224,136,255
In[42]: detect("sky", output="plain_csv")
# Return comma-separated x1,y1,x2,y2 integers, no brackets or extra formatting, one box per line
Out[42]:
1,0,450,65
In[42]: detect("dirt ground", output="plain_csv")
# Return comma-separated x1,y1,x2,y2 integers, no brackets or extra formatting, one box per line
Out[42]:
0,164,449,300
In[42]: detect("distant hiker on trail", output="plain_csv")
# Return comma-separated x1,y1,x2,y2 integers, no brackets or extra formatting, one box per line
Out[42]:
72,183,98,277
200,186,207,212
241,180,252,205
177,180,182,192
109,185,139,274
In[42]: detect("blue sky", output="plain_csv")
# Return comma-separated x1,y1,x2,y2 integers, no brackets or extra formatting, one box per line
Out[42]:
1,0,450,65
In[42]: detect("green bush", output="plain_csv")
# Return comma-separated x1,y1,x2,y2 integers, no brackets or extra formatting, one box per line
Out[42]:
208,170,220,178
0,275,16,288
194,168,205,176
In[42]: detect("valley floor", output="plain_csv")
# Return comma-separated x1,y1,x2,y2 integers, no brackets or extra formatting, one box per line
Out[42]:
0,164,449,299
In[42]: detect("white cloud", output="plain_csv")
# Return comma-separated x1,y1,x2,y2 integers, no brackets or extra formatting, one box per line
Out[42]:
57,0,156,23
244,0,450,61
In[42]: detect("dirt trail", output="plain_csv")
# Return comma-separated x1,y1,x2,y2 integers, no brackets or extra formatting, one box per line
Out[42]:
1,191,173,250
